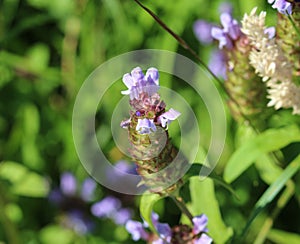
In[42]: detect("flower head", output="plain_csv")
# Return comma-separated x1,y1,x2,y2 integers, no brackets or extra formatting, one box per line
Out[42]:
122,67,160,100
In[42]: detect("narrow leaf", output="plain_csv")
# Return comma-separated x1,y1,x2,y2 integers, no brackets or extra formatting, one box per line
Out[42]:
242,155,300,236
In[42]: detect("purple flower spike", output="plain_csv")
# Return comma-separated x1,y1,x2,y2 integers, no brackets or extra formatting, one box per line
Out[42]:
60,172,77,196
193,20,214,44
136,118,157,134
126,220,149,241
81,178,96,202
158,108,181,128
268,0,292,15
192,214,209,234
195,233,213,244
91,196,121,218
112,208,132,225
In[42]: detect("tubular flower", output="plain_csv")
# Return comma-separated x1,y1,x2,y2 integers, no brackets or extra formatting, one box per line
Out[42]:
120,67,184,194
268,0,292,15
241,7,300,114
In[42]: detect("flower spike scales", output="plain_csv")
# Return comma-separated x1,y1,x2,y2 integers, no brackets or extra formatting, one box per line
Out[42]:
120,67,185,195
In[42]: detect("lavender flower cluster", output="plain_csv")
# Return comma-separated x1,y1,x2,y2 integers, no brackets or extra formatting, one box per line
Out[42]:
126,212,212,244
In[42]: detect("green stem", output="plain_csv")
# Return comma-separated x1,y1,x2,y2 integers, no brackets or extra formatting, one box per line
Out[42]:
287,14,300,39
0,184,20,244
170,195,193,223
253,180,294,244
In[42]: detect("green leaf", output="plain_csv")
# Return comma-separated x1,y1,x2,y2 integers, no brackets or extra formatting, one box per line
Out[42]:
224,125,300,183
39,225,74,244
242,155,300,236
0,161,49,197
268,229,300,244
140,192,163,234
184,164,238,198
189,177,233,243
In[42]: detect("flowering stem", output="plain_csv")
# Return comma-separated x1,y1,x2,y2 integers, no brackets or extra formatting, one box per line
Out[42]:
133,0,262,134
170,195,193,223
253,180,294,244
286,14,300,39
0,184,20,244
133,0,224,90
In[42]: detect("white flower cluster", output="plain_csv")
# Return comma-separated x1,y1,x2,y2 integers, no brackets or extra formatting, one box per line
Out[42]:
241,7,300,114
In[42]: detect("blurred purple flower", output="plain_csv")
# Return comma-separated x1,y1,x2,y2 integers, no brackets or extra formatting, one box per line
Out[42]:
63,210,94,235
158,108,181,128
91,196,121,218
91,195,132,225
193,20,214,44
122,67,160,100
211,12,241,49
60,172,77,196
268,0,292,15
48,172,97,235
208,49,227,79
81,178,96,201
112,208,133,225
126,220,150,241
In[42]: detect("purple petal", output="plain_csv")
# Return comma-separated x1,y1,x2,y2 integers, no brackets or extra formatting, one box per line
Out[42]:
122,73,135,89
156,223,172,239
65,210,94,235
91,196,121,218
193,214,209,235
158,108,181,128
208,49,227,79
81,178,96,202
125,220,149,241
193,20,214,44
211,27,232,49
112,208,132,225
220,13,233,32
60,172,77,196
145,67,159,86
131,67,144,83
194,233,213,244
136,118,156,134
264,27,276,39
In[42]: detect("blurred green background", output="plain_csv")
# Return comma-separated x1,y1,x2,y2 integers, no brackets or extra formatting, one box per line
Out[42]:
0,0,299,243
